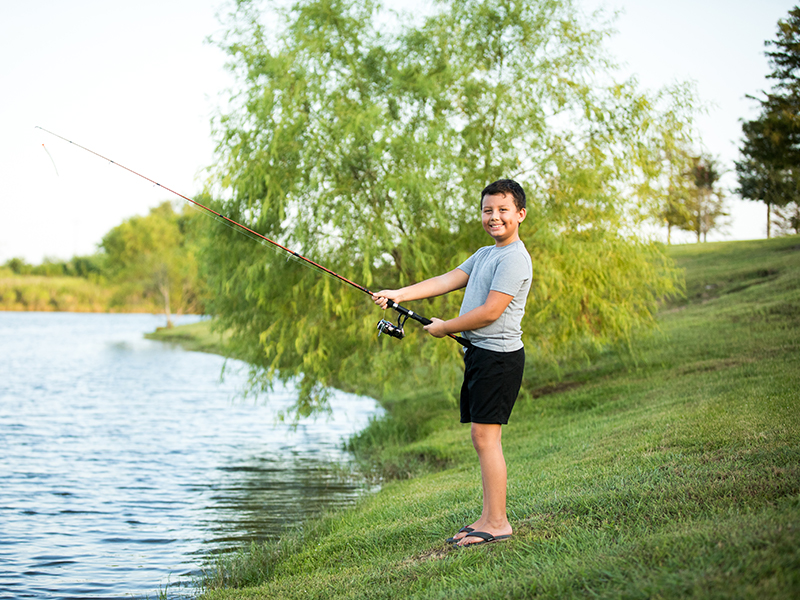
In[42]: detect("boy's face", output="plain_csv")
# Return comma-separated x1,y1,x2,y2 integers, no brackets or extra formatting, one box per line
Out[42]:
481,193,526,247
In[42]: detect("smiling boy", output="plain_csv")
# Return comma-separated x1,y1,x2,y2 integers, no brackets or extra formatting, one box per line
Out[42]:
373,179,532,547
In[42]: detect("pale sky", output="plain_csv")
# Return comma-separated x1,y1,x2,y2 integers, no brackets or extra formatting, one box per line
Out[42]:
1,0,797,264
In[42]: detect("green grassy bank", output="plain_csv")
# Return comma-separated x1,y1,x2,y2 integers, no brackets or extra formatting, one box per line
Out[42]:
156,237,800,599
143,319,231,354
0,273,113,312
0,272,161,313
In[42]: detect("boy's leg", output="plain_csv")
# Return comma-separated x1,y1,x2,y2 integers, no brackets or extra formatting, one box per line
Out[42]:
457,422,513,546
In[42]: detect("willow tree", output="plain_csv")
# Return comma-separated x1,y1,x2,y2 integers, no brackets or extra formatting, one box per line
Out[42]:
203,0,694,414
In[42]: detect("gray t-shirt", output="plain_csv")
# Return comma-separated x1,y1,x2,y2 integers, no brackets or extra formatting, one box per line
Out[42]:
457,240,532,352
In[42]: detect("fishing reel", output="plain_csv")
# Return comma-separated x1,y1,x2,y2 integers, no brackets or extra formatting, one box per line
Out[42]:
377,313,409,340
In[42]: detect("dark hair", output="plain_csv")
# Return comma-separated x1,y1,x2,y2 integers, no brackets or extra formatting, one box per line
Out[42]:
481,179,526,211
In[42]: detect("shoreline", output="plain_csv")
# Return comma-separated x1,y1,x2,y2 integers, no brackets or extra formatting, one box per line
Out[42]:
143,318,230,356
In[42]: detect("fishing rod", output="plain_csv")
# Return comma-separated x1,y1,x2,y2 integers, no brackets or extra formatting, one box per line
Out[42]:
35,126,468,347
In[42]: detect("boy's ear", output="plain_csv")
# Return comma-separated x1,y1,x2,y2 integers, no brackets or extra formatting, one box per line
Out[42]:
518,207,527,222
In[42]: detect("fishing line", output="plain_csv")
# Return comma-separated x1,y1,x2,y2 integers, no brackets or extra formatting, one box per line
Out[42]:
35,126,468,347
41,143,59,176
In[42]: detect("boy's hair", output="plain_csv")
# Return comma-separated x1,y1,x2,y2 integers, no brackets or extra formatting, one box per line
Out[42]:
481,179,526,211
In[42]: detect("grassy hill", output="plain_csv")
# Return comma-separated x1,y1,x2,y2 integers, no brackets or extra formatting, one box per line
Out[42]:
157,237,800,599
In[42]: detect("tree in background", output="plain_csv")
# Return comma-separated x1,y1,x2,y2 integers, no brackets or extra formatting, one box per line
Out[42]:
658,146,696,244
680,155,727,243
102,202,203,326
2,257,34,275
660,191,691,245
736,6,800,237
203,0,696,415
2,254,106,279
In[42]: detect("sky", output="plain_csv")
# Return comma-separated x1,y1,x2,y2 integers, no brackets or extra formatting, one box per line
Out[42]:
1,0,797,264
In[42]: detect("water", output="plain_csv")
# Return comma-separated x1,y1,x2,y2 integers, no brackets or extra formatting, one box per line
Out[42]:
0,312,382,599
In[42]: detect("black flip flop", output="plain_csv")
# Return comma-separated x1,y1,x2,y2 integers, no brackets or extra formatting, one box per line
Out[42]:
455,531,512,547
446,526,474,544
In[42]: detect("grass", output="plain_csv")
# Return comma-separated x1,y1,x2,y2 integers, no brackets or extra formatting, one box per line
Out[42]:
162,236,799,599
144,319,231,354
0,272,159,313
0,273,112,311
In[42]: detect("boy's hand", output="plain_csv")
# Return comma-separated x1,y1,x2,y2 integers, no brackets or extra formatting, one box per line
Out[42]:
372,290,401,310
423,317,448,338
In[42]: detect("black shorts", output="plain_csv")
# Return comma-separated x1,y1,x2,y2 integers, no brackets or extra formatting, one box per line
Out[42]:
460,345,525,424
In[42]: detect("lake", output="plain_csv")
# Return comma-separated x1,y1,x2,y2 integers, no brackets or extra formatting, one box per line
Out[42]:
0,312,381,599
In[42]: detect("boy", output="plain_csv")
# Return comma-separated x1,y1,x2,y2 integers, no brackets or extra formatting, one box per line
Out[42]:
373,179,532,547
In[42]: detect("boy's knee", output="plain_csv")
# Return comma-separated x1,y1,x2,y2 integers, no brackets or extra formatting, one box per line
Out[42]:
470,423,501,450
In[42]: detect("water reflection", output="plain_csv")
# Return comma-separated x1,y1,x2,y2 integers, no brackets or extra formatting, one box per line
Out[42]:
201,453,366,549
0,312,381,599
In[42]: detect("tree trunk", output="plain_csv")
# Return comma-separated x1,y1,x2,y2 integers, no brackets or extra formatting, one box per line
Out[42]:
696,204,703,243
767,202,772,239
159,282,173,328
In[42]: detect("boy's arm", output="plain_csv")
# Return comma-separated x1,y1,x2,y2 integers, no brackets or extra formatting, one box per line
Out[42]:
423,290,514,338
372,268,469,309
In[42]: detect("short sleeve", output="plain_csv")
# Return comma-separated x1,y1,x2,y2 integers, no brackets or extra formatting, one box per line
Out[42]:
490,251,530,297
458,251,478,276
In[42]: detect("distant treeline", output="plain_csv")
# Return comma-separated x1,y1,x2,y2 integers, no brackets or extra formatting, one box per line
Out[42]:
3,255,106,280
0,202,206,323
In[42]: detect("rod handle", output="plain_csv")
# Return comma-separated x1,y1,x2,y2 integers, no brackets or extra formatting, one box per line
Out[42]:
388,300,431,325
388,301,471,348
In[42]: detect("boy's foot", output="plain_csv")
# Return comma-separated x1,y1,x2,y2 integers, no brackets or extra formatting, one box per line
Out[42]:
446,526,474,544
455,531,512,547
456,520,512,546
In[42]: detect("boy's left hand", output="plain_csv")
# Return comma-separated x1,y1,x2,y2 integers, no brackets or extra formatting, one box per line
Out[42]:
423,317,448,338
